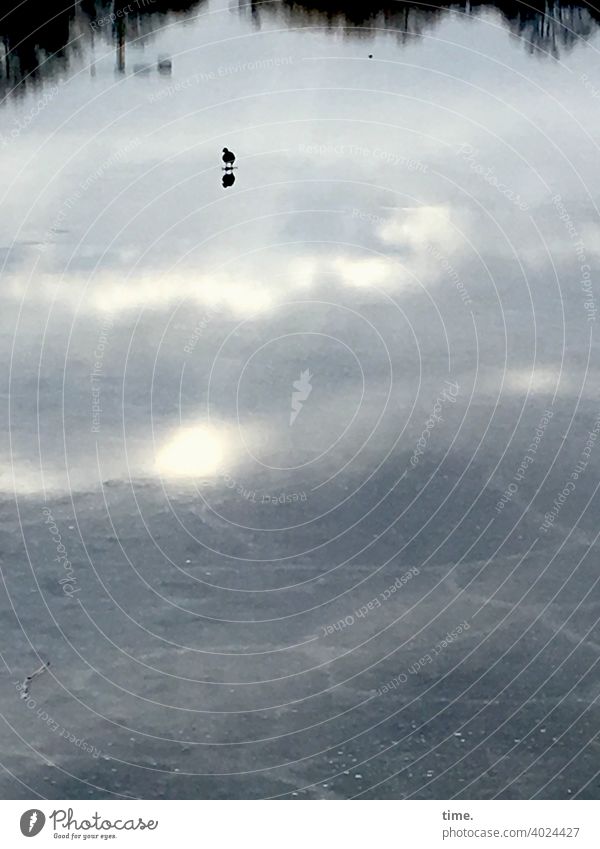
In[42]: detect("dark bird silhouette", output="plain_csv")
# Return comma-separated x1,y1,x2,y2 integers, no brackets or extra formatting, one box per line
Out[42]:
222,147,236,168
222,172,236,189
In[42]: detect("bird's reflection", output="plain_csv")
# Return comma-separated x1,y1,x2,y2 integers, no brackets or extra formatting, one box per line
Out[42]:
222,172,236,189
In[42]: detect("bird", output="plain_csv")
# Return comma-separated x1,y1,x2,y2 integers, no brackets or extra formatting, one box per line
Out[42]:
222,147,236,168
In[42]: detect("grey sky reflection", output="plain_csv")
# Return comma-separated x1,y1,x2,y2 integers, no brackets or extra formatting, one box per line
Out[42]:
1,5,596,548
1,1,600,802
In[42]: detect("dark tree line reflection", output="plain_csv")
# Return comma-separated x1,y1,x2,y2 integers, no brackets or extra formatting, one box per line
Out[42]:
498,0,599,54
248,0,600,55
1,0,599,97
0,0,205,97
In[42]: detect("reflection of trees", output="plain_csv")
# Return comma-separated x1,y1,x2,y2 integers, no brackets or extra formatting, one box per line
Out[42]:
246,0,600,54
0,0,204,96
492,1,599,56
1,0,75,96
1,0,599,96
246,0,443,42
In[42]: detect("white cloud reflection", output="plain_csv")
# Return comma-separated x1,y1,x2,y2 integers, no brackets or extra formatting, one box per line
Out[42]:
378,205,458,252
25,270,276,317
154,422,234,479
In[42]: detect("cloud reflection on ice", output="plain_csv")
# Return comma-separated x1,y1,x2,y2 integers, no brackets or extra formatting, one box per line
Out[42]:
154,422,233,479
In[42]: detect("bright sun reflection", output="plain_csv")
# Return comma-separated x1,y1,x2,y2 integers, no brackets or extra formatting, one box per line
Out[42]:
155,424,232,478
